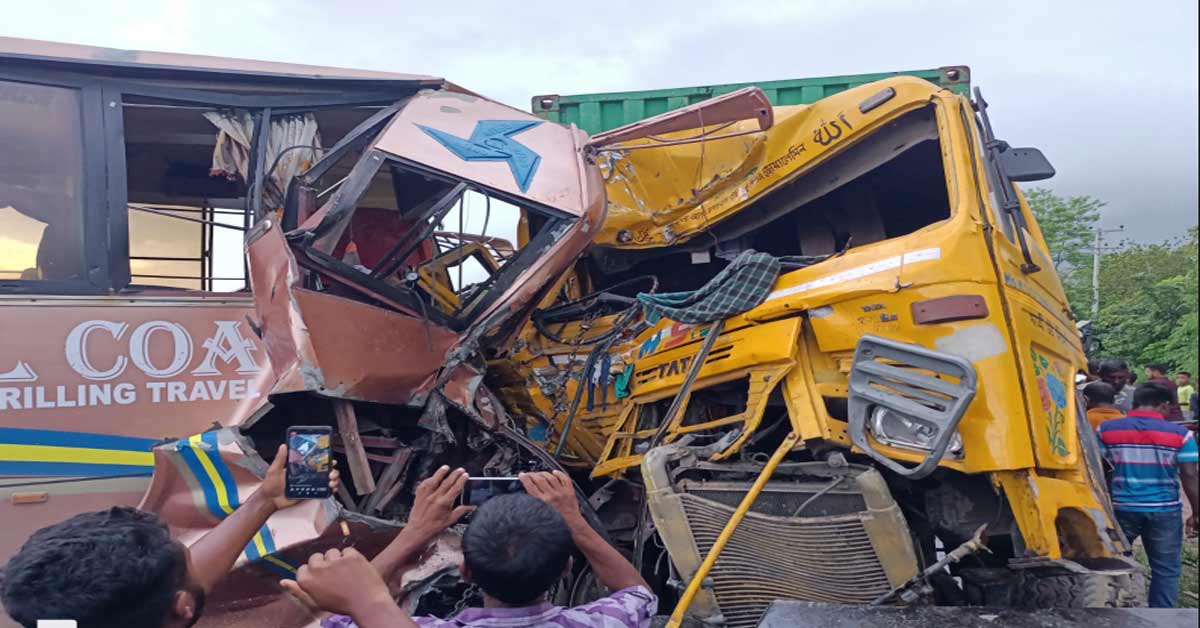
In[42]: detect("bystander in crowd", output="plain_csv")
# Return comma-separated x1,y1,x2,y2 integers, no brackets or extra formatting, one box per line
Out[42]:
1096,384,1200,608
1083,381,1124,429
1176,371,1194,421
1145,363,1185,422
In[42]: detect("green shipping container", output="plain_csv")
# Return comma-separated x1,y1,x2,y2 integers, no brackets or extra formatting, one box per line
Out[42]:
531,66,970,135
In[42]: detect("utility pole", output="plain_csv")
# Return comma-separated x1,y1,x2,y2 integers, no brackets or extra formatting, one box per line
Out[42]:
1091,225,1124,320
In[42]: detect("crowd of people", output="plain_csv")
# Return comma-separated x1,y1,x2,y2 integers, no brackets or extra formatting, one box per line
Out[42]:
1083,360,1196,426
1082,360,1199,609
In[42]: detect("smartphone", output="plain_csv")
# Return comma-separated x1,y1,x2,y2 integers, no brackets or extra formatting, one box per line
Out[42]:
285,426,333,499
460,476,524,507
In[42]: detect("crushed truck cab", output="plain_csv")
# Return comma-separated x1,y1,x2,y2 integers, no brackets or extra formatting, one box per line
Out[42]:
501,74,1142,625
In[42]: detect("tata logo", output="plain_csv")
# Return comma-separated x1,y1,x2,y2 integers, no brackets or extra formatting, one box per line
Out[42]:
417,120,542,192
652,355,694,380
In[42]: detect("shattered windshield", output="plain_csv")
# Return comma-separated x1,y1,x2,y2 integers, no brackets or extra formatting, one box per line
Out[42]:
291,139,572,326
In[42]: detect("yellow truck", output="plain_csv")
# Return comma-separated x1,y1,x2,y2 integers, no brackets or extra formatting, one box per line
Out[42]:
495,72,1144,625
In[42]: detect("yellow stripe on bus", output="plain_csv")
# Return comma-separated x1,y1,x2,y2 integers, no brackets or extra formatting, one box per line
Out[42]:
181,434,277,563
0,444,153,467
262,554,297,574
188,433,235,515
252,531,270,558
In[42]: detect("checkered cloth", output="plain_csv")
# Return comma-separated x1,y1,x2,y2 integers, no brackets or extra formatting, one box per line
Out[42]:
637,250,781,325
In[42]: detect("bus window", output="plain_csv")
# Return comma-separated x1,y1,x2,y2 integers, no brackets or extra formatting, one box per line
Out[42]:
120,98,379,292
122,98,247,291
0,79,85,282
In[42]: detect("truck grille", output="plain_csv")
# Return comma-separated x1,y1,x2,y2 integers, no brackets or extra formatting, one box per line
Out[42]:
679,493,894,627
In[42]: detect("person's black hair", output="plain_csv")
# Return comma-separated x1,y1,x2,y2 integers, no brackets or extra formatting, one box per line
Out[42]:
1132,383,1174,409
1098,359,1129,376
462,493,573,605
1145,363,1171,376
0,507,187,628
1180,371,1192,378
1083,381,1116,405
1087,359,1100,375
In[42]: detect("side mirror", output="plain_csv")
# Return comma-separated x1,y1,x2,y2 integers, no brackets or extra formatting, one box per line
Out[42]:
999,146,1056,182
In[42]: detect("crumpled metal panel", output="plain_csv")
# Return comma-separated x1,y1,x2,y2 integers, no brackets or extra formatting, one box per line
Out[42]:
373,90,595,217
246,218,458,404
592,78,944,249
139,428,337,613
139,428,335,555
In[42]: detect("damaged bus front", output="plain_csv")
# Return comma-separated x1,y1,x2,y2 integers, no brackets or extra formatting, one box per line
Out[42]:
140,86,607,623
499,74,1143,626
0,37,603,628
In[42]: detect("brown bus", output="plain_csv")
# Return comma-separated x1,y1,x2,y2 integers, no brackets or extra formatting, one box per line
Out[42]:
0,36,605,627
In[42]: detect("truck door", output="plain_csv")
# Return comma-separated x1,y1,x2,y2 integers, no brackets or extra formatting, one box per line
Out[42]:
966,104,1085,472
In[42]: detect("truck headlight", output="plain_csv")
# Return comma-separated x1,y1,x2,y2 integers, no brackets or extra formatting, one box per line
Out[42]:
868,406,963,458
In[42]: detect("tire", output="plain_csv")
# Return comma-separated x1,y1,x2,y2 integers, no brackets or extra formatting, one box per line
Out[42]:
1015,569,1146,608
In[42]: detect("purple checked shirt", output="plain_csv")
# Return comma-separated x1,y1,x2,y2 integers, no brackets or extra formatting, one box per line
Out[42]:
321,586,657,628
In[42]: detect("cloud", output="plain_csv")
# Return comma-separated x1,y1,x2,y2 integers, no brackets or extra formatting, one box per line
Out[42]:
2,0,1195,242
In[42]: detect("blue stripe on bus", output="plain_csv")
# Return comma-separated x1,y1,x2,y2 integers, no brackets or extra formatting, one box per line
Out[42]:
175,439,226,521
258,524,277,554
0,427,158,451
0,460,154,477
176,432,282,563
200,431,242,508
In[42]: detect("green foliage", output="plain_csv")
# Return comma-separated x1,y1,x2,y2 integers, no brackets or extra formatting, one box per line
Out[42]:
1096,228,1199,374
1028,188,1197,374
1025,187,1104,312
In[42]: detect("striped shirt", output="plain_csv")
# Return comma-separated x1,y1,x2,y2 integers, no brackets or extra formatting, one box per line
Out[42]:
1096,410,1200,512
322,586,657,628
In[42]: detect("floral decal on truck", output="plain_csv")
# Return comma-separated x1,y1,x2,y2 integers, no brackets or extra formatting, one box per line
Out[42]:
1031,347,1069,457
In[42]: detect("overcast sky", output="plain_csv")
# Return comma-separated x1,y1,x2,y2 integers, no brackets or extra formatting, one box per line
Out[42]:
5,0,1196,243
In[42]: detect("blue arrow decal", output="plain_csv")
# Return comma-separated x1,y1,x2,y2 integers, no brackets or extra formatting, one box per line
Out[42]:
417,120,543,192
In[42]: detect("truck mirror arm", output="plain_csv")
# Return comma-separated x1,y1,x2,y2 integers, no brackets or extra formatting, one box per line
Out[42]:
974,87,1041,274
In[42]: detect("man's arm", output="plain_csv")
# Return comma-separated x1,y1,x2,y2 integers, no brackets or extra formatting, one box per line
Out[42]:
371,466,472,579
1180,434,1199,534
1181,461,1198,534
190,444,340,592
285,548,420,628
521,471,649,592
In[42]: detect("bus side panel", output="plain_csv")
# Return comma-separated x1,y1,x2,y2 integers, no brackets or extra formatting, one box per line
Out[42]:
0,295,271,561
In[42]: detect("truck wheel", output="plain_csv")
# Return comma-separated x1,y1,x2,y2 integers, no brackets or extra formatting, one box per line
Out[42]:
1015,570,1146,608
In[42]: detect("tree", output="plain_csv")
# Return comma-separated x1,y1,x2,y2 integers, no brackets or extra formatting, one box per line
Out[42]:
1094,228,1198,374
1024,188,1103,313
1026,189,1197,374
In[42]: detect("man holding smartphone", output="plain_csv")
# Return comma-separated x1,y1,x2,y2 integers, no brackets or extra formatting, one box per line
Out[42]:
1,445,340,628
288,467,657,628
